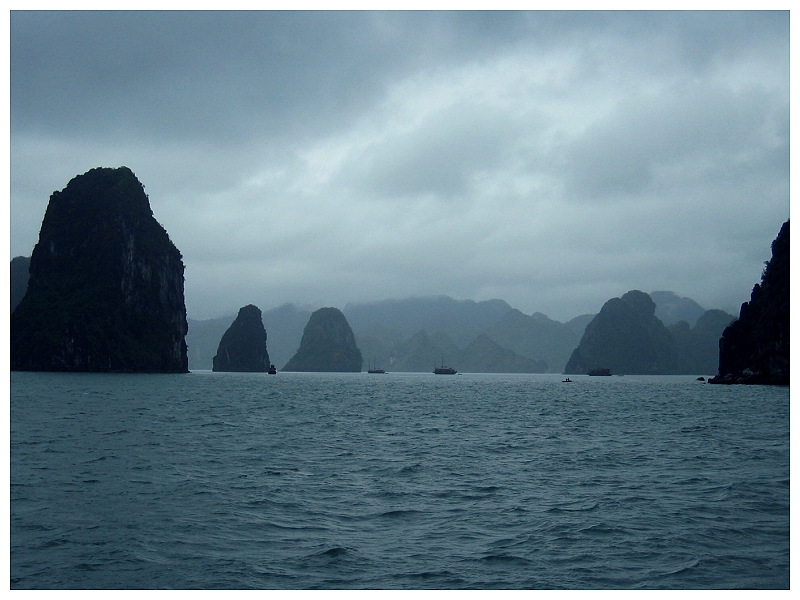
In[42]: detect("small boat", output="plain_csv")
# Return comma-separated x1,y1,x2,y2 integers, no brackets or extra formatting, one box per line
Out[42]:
268,364,277,374
588,368,612,376
434,355,457,375
563,377,572,382
367,360,386,374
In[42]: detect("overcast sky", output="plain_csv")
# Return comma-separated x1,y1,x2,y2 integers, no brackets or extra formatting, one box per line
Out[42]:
9,10,789,322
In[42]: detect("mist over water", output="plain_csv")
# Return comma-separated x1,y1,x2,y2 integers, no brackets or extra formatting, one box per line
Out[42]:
11,371,789,589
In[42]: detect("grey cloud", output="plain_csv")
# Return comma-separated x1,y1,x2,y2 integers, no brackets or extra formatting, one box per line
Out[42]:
10,11,539,146
9,11,790,322
561,82,788,202
341,105,530,201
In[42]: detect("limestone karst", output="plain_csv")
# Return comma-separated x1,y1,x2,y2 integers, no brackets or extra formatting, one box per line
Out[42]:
212,304,271,372
564,290,678,375
10,255,30,313
10,167,188,372
711,220,789,385
283,307,362,372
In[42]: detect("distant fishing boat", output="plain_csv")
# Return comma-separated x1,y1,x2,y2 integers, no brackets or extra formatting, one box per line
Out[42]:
268,364,277,374
588,368,612,376
367,359,386,374
434,355,457,375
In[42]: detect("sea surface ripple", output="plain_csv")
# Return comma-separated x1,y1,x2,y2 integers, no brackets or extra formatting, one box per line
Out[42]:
10,371,789,589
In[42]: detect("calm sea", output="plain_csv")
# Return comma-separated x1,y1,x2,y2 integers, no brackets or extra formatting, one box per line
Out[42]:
10,371,789,589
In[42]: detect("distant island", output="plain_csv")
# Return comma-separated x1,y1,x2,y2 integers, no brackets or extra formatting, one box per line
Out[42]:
212,304,271,372
283,307,363,372
8,170,784,379
179,293,735,375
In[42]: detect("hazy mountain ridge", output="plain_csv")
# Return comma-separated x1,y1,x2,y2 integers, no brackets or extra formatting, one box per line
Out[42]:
11,254,738,375
343,295,513,347
669,309,738,375
650,291,707,326
459,334,548,373
482,309,580,374
181,292,732,374
564,290,735,375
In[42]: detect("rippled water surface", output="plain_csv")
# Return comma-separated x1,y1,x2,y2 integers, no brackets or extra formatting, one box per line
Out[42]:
10,371,789,589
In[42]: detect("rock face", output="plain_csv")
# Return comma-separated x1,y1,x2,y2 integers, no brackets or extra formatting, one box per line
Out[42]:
10,167,188,372
187,303,312,372
711,220,789,385
483,309,580,373
10,255,31,313
212,305,271,372
184,292,733,374
459,334,548,373
669,309,736,375
564,290,678,375
283,307,362,372
650,291,707,326
389,329,460,372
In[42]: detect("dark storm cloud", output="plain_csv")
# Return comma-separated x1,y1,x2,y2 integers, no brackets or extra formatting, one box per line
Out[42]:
9,10,790,321
10,11,533,144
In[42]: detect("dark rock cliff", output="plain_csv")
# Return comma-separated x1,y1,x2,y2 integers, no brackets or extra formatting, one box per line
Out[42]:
564,290,678,375
283,307,362,372
10,166,188,372
711,220,789,385
212,305,271,372
10,255,31,313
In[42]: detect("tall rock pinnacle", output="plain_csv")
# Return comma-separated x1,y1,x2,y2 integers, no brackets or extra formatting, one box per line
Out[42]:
10,166,189,372
212,305,271,372
283,307,363,372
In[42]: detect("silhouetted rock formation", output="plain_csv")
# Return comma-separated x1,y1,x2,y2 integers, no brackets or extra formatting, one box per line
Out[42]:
184,292,731,374
344,295,512,347
10,167,188,372
187,303,312,371
283,307,362,372
564,290,678,375
483,309,579,373
212,304,271,372
388,329,459,372
669,309,735,375
10,256,31,313
459,334,548,373
650,291,707,326
710,220,789,385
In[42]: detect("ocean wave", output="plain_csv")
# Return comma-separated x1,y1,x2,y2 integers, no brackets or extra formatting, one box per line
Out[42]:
10,371,789,589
